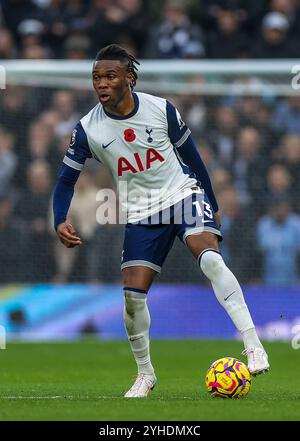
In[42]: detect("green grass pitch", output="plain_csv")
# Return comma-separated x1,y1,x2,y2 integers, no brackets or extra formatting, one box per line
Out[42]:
0,340,299,421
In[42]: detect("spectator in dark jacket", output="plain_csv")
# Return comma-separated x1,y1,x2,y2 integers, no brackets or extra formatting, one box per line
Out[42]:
252,12,299,58
144,0,205,59
16,161,55,282
0,193,29,283
207,8,249,58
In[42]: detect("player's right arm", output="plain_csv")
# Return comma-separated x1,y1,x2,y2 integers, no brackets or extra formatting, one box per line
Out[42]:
53,122,92,248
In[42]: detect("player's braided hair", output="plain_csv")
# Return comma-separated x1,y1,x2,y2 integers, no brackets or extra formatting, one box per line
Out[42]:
95,44,140,90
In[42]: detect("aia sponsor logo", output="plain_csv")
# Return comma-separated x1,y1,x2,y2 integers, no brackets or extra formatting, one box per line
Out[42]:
118,148,165,176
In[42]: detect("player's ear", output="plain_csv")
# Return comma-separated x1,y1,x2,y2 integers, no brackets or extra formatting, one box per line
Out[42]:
126,71,134,87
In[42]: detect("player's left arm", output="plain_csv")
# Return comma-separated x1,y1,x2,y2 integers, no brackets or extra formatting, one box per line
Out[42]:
166,101,220,225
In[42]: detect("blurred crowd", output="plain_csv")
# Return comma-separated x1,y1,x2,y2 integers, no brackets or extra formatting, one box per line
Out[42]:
1,0,300,287
1,83,300,286
1,0,300,60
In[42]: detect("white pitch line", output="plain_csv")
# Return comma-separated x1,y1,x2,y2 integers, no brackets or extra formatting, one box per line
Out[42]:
1,396,65,400
0,396,121,400
1,395,199,400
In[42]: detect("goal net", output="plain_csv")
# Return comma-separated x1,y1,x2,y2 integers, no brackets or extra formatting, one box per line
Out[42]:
1,59,299,286
0,60,300,336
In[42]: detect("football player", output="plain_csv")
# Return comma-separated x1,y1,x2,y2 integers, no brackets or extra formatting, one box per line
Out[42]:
53,45,269,398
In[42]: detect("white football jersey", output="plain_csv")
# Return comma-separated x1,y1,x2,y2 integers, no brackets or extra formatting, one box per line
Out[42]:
63,92,197,222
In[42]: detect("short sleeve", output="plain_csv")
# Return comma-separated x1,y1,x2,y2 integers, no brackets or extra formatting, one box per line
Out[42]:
63,121,92,171
166,100,191,148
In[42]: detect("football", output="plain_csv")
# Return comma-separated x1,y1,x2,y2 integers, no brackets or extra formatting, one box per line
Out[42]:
205,357,251,399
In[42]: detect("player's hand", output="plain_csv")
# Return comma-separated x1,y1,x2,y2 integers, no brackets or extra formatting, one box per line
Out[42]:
56,222,82,248
215,211,221,228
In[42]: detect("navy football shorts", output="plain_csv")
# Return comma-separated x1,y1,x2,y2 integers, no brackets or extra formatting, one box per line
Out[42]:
121,187,222,273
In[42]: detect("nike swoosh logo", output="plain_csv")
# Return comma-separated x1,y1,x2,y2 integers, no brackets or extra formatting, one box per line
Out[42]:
129,336,143,342
102,139,115,149
224,291,236,301
203,220,213,223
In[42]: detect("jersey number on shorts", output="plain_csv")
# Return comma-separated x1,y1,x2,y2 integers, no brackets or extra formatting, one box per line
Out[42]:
193,200,213,219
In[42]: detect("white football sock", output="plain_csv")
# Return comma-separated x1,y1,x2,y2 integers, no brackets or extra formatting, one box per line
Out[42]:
199,249,263,350
241,327,263,350
123,289,155,376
